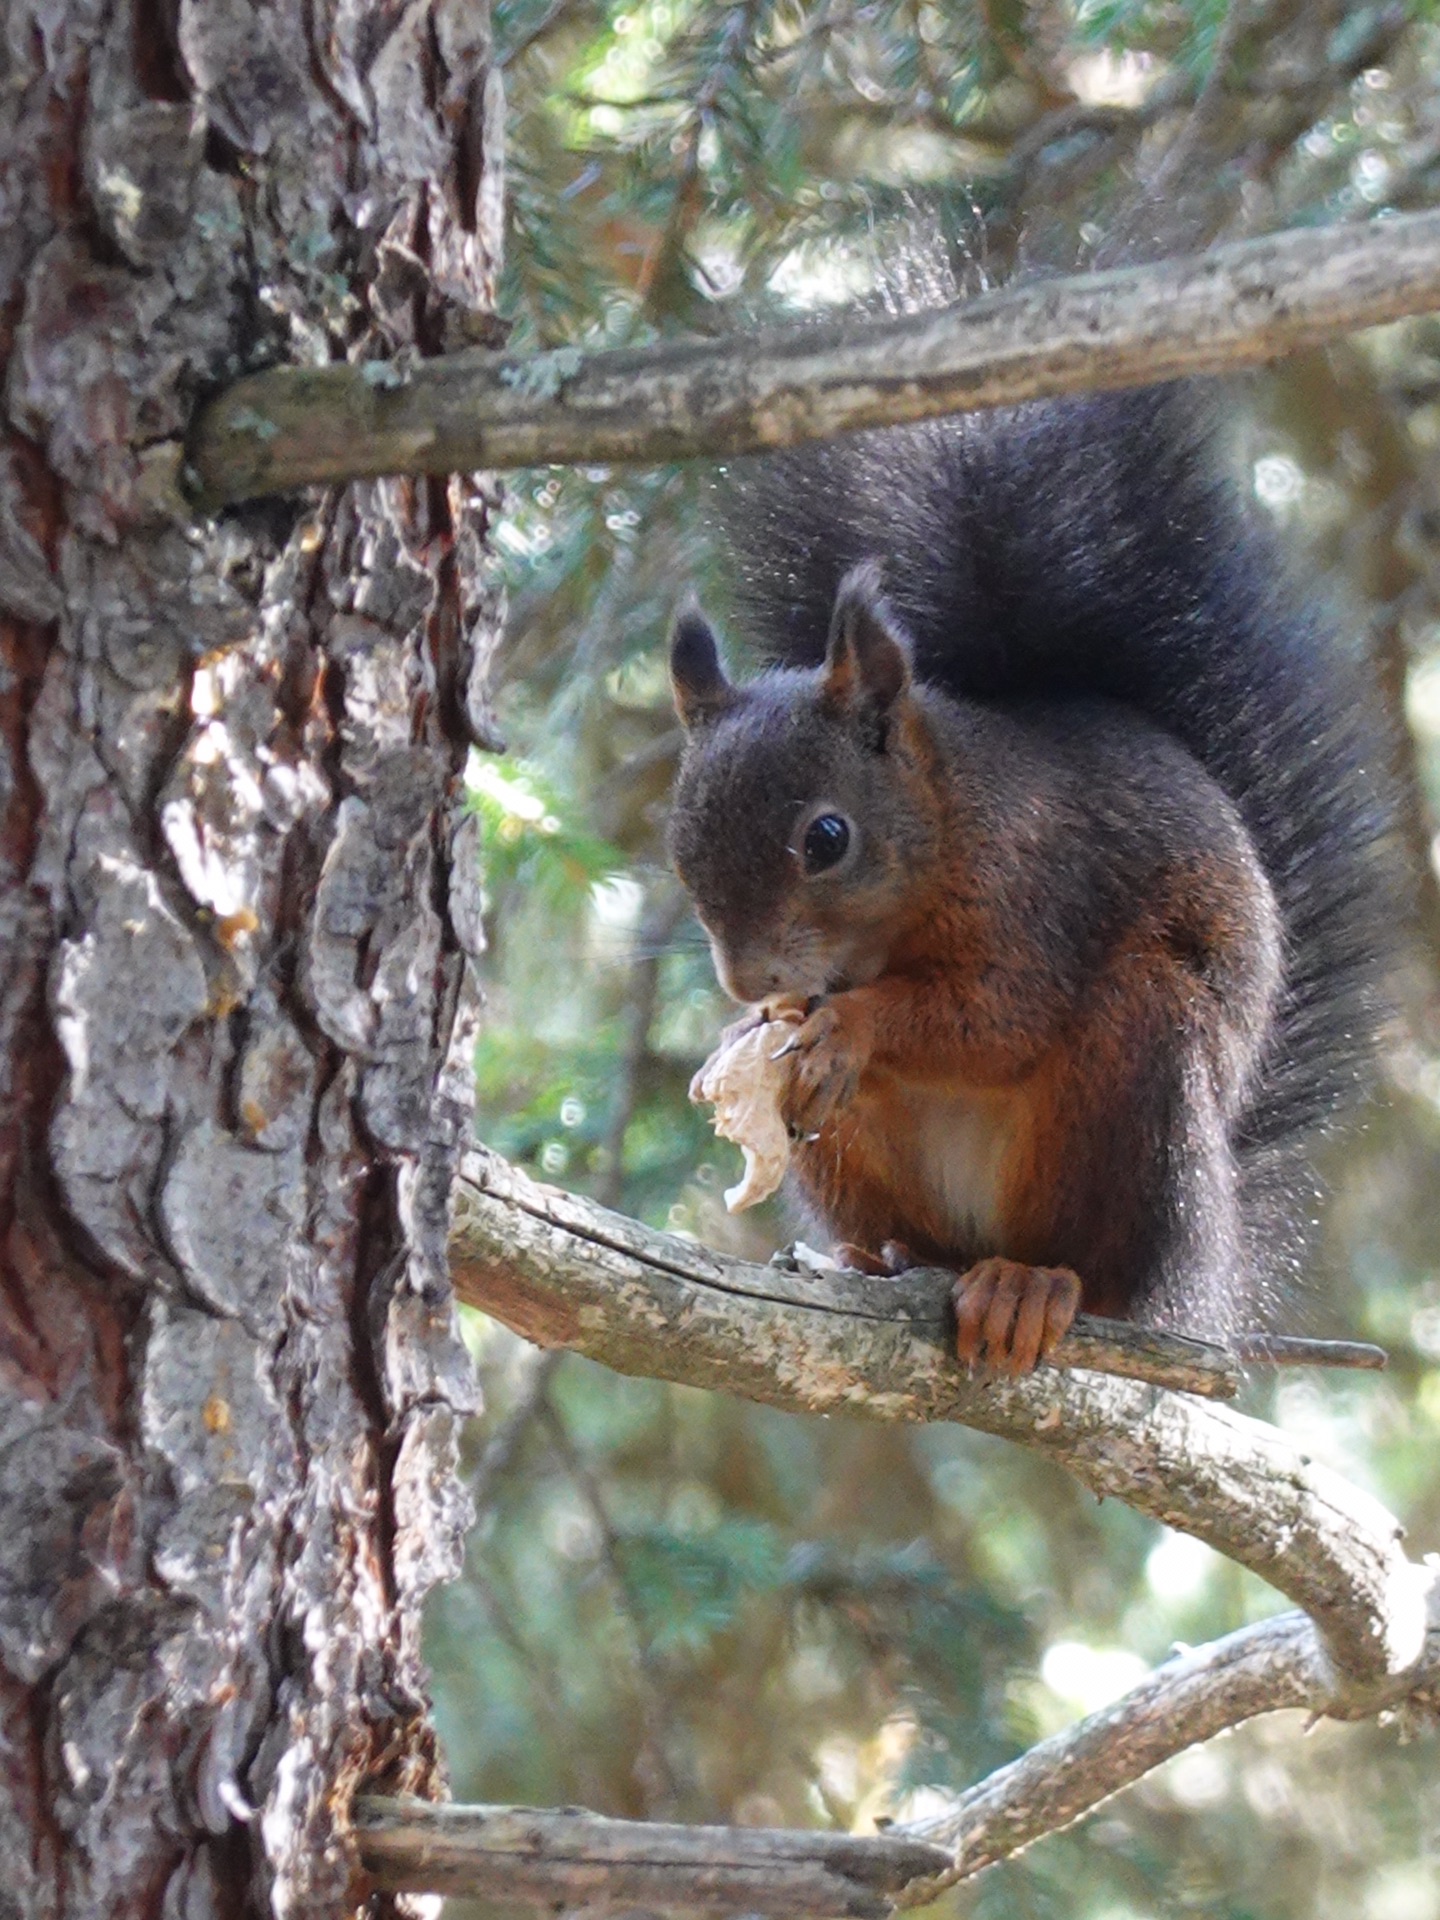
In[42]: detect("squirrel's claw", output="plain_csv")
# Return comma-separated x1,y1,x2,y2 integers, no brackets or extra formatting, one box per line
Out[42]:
953,1259,1082,1376
776,998,873,1136
783,1013,864,1128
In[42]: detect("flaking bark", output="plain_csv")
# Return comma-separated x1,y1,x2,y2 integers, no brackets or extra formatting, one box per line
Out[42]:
0,2,503,1914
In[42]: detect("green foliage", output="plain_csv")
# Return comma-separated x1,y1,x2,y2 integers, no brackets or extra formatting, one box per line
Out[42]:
467,754,723,1214
617,1519,789,1651
433,6,1440,1917
468,758,617,910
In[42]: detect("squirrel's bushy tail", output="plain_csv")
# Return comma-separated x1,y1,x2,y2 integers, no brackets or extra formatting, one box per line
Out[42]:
720,384,1399,1293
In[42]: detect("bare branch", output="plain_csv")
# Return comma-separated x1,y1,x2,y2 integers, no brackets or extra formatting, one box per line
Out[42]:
353,1591,1440,1905
191,211,1440,505
450,1149,1429,1687
415,1154,1437,1909
894,1601,1440,1886
352,1796,952,1912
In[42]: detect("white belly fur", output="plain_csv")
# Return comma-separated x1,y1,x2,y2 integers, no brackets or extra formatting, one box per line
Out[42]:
901,1086,1015,1249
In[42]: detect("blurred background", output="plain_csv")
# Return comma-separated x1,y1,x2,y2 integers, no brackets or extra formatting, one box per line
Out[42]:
427,4,1440,1917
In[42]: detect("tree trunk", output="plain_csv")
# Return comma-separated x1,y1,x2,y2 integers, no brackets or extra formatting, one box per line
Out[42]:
0,2,503,1913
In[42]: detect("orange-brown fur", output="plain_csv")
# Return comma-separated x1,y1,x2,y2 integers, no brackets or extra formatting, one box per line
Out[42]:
786,846,1274,1324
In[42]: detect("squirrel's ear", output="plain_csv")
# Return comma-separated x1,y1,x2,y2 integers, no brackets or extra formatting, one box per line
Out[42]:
822,561,910,739
670,602,736,730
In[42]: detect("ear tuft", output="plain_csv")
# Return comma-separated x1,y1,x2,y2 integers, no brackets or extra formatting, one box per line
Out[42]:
670,600,736,730
822,560,911,736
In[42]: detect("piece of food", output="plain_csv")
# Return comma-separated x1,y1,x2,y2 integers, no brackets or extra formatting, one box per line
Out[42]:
693,1010,803,1211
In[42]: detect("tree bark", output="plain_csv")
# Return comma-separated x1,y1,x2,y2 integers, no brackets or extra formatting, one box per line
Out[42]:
0,2,502,1914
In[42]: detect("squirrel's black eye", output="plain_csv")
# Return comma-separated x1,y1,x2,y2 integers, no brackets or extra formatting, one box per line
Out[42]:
802,812,851,874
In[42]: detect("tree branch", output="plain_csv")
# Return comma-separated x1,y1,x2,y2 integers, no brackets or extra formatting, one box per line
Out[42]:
352,1796,953,1912
423,1156,1439,1907
354,1592,1440,1906
893,1600,1440,1886
449,1149,1429,1688
190,210,1440,505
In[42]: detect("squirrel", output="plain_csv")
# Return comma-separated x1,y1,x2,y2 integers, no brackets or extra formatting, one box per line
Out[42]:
666,383,1397,1375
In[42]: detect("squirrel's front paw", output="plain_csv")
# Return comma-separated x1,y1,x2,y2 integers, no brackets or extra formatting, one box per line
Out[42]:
775,998,873,1136
688,998,807,1105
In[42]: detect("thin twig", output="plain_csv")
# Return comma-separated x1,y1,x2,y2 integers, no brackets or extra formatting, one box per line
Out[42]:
597,883,689,1209
1235,1335,1387,1370
1145,0,1258,201
466,1569,610,1803
542,1404,692,1814
470,1345,563,1513
639,5,757,319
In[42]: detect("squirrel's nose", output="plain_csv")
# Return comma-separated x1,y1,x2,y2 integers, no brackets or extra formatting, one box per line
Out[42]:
712,943,781,1006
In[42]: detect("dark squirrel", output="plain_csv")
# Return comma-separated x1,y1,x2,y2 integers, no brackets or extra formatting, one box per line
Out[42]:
666,385,1397,1374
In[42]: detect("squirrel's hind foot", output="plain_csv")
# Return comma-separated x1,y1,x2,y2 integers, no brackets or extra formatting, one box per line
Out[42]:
953,1258,1081,1377
832,1240,916,1276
